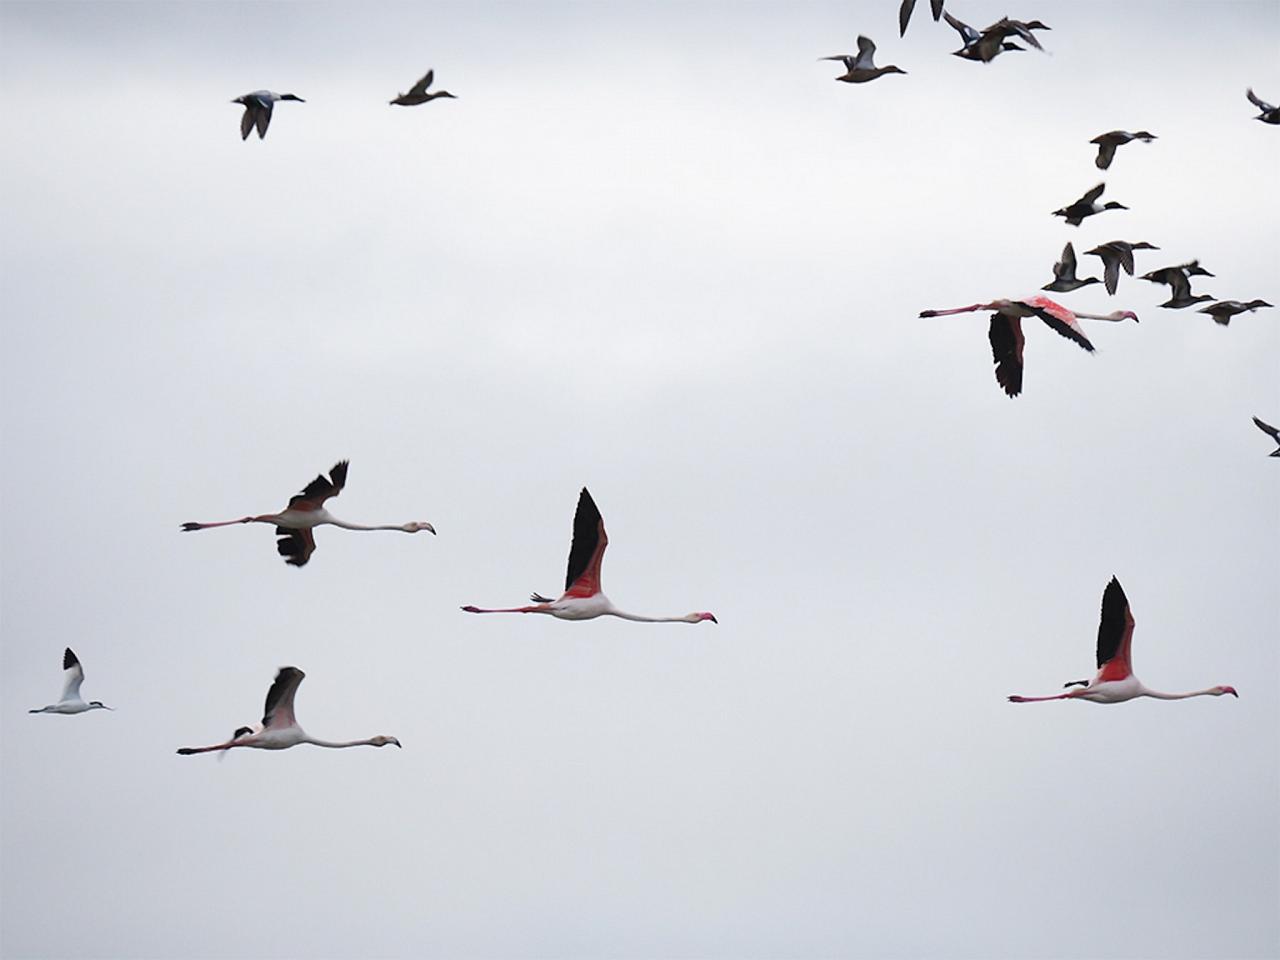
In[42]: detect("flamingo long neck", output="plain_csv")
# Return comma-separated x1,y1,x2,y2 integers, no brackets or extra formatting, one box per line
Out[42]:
303,735,383,749
1073,310,1126,322
606,607,697,624
326,517,413,532
1139,686,1224,701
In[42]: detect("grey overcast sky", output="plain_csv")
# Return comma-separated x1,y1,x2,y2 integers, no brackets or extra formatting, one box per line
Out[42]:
1,1,1277,957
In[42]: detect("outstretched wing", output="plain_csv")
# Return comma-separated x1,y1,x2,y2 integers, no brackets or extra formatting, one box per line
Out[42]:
1054,242,1077,279
1023,298,1095,353
898,0,916,36
262,667,305,730
944,11,977,43
254,101,273,139
988,314,1024,398
563,487,608,598
240,106,255,141
853,35,877,69
288,461,349,509
1094,577,1135,680
1253,416,1280,441
60,647,85,702
1079,182,1105,206
276,527,317,567
409,70,434,96
1246,88,1272,110
1094,140,1117,170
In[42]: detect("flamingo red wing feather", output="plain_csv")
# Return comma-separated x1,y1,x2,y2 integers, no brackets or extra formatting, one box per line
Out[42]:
1094,577,1135,681
1022,296,1095,353
563,487,607,598
262,667,305,730
988,314,1024,397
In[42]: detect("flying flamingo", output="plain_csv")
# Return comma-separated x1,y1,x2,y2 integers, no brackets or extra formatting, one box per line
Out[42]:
29,648,112,715
919,294,1137,397
177,667,400,755
181,460,434,567
461,488,717,624
1008,577,1237,704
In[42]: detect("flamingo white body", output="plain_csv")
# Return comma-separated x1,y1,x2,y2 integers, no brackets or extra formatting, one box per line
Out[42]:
29,648,112,715
462,488,717,625
177,667,400,755
1008,577,1237,705
232,90,304,140
919,294,1137,397
181,460,434,567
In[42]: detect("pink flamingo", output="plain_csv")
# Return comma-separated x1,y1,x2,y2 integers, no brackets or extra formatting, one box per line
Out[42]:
919,294,1137,397
180,460,434,567
1009,577,1237,704
462,488,717,625
177,667,401,755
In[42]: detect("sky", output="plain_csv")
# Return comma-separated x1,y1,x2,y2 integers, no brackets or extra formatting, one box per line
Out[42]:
1,1,1277,957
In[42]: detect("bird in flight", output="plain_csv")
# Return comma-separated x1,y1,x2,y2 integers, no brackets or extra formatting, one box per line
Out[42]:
1041,242,1101,293
180,460,435,567
177,667,401,755
462,488,717,624
1008,577,1237,704
919,294,1136,398
1089,130,1156,170
1052,183,1129,226
232,90,304,140
29,648,112,715
1197,299,1274,326
1084,240,1160,295
820,36,907,83
390,69,457,106
1246,88,1280,124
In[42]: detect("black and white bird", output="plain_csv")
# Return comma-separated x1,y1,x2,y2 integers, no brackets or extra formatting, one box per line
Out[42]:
1252,416,1280,456
232,90,305,140
1246,88,1280,124
1041,242,1101,293
1084,240,1160,295
944,13,1046,62
389,70,456,106
1197,299,1274,326
29,648,112,715
177,667,401,755
1140,260,1215,309
1090,130,1156,170
1053,183,1128,227
820,36,907,83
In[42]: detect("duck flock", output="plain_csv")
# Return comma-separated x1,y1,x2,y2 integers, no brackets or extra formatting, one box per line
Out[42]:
20,3,1273,756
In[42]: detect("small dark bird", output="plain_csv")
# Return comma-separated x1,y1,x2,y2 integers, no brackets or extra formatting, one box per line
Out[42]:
1246,88,1280,124
1090,130,1156,170
1084,241,1159,295
1252,416,1280,456
943,12,1028,62
821,36,907,83
899,0,945,37
1053,183,1128,227
232,90,304,140
390,70,457,106
1042,242,1101,293
1197,299,1275,326
1141,261,1214,308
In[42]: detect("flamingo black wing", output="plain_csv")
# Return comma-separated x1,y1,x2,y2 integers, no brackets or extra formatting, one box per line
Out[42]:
262,667,305,729
988,314,1024,397
563,487,608,597
1095,577,1135,679
288,460,349,509
276,527,317,567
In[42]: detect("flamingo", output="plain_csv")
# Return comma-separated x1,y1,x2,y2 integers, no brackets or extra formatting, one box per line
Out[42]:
180,460,435,567
898,0,944,37
1008,577,1237,704
820,36,907,84
232,90,304,140
461,488,717,624
29,648,112,715
389,69,456,106
1041,242,1101,293
1052,183,1128,227
919,294,1137,398
1252,416,1280,456
177,667,400,755
1246,88,1280,124
1090,130,1156,170
1197,299,1274,326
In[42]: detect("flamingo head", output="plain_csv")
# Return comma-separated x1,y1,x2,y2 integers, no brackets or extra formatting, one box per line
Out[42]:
689,611,718,624
371,736,402,748
1214,686,1239,698
1110,310,1139,324
405,522,436,534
